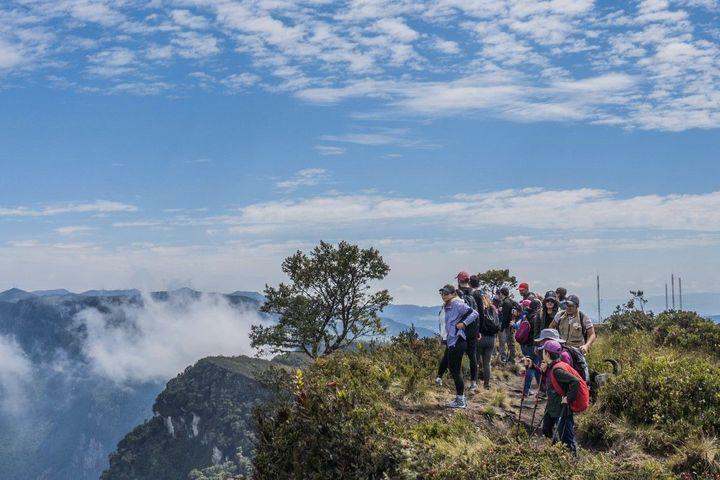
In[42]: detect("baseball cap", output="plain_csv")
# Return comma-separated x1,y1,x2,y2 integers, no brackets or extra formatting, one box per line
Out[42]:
566,294,580,307
455,271,471,283
518,282,529,291
439,284,456,295
538,340,562,354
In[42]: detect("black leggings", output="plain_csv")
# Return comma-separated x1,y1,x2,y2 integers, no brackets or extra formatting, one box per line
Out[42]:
437,341,448,378
448,338,467,396
464,323,479,382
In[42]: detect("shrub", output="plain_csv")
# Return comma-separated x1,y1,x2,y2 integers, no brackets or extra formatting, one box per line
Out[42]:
600,352,720,437
655,311,720,360
604,307,656,333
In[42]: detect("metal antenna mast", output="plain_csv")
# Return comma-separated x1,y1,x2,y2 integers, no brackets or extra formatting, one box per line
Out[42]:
596,274,601,322
679,276,683,310
671,274,676,310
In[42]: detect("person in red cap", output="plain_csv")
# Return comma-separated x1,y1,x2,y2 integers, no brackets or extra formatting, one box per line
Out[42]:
518,282,537,302
455,271,480,391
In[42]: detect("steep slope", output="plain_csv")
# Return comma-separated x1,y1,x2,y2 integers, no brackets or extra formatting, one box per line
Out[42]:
101,355,277,480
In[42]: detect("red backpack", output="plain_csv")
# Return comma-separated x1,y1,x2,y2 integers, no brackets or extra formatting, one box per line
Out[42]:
549,362,590,413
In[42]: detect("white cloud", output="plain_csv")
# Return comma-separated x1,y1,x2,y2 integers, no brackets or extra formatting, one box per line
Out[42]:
0,336,32,415
170,9,210,30
276,168,329,190
172,32,220,59
315,145,346,155
228,188,720,234
0,41,23,69
76,292,268,383
0,200,138,217
56,225,94,236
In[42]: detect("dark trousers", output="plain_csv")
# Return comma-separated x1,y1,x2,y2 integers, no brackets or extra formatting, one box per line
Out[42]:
437,340,448,378
542,412,577,453
448,338,467,396
477,335,495,387
464,323,479,382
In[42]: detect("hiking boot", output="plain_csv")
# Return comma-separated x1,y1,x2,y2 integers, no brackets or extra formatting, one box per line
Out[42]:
435,377,443,387
468,382,478,393
447,397,467,409
483,383,491,390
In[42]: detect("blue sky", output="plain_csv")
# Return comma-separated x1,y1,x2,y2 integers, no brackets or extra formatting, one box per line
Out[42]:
1,0,719,307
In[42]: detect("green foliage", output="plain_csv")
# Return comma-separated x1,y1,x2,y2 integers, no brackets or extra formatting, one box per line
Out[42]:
250,241,392,358
474,268,517,294
599,352,720,437
603,305,656,333
655,310,720,359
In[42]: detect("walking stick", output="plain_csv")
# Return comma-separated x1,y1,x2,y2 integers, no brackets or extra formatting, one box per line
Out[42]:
529,371,545,435
515,367,530,439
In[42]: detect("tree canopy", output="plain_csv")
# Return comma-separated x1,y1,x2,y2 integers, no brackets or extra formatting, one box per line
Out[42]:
250,241,392,358
475,268,517,294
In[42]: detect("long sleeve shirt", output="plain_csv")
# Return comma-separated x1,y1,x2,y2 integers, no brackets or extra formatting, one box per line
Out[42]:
443,297,478,347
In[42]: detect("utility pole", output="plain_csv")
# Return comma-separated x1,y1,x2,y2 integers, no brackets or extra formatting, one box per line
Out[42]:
665,283,669,311
671,274,675,310
679,276,683,310
596,274,601,322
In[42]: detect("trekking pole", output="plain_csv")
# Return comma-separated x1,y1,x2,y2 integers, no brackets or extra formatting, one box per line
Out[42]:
529,371,545,435
515,367,530,439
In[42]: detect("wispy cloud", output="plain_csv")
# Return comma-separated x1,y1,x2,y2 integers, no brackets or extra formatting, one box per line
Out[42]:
315,145,346,156
321,128,438,147
56,226,95,236
183,158,213,164
0,200,137,217
275,168,329,191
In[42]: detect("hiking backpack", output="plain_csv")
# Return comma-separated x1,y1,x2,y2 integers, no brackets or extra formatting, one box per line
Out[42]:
514,318,531,344
550,362,590,413
457,289,478,312
473,290,500,335
484,305,500,335
561,345,590,383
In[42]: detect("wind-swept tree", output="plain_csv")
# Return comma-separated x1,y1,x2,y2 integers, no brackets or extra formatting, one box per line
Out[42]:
475,268,517,294
250,241,392,358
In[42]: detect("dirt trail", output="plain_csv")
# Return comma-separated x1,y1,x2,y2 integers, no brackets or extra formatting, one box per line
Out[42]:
398,358,549,445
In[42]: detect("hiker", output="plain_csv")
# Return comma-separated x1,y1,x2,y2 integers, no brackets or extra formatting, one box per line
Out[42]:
539,340,587,455
435,299,449,386
471,276,499,390
540,291,561,329
519,299,544,396
456,272,481,392
438,284,478,409
497,287,517,363
555,287,568,310
549,294,596,353
518,282,537,301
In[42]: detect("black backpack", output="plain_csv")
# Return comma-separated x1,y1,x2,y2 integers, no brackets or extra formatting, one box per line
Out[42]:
561,345,590,383
484,306,500,335
472,290,499,335
457,289,478,312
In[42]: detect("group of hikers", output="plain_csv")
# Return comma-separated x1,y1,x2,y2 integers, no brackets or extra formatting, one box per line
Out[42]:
435,272,597,454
